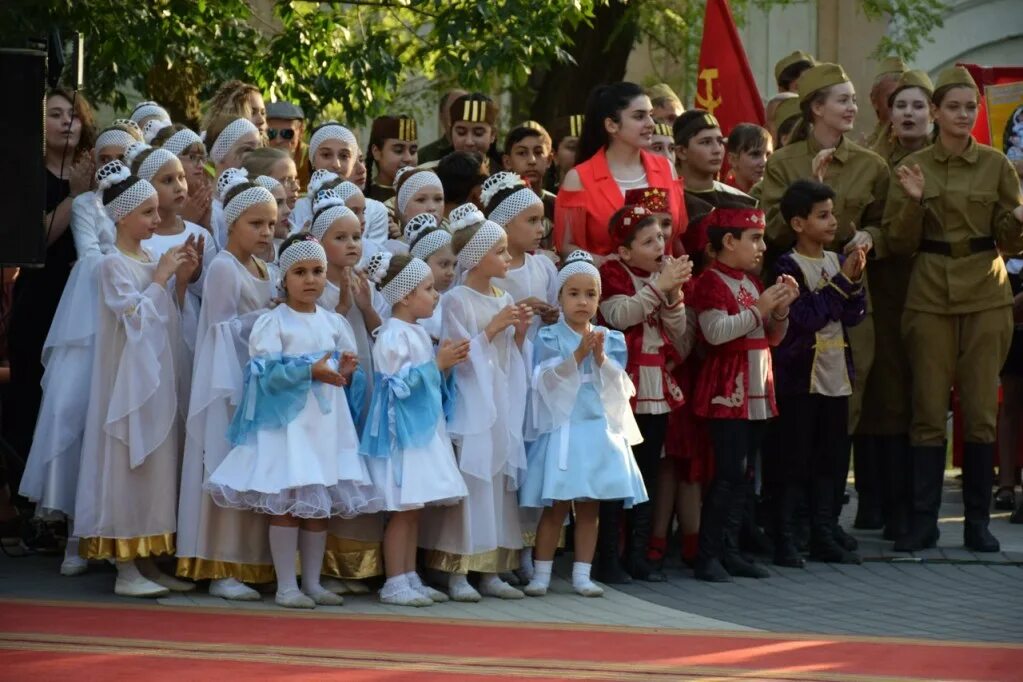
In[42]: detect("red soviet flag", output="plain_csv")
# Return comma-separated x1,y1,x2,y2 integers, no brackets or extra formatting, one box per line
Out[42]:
696,0,765,134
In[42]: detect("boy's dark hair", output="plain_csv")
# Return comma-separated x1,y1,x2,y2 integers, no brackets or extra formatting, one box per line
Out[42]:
780,179,836,224
706,227,744,252
504,125,551,154
436,151,486,204
777,60,814,91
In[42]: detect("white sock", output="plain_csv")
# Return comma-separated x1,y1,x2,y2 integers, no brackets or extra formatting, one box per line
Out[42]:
573,562,596,586
520,547,535,574
299,530,327,594
115,560,143,582
381,574,409,598
479,572,504,590
448,573,472,591
64,536,80,561
405,572,425,591
531,560,553,589
269,525,300,594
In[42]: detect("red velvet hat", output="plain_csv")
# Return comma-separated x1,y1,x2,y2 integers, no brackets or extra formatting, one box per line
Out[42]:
609,205,654,248
701,207,766,230
624,187,669,214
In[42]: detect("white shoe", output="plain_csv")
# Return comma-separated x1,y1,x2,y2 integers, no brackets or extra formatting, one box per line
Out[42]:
320,577,350,595
303,585,344,606
572,580,604,597
448,578,481,603
523,579,549,597
480,578,525,600
60,555,88,577
275,588,316,609
209,577,262,601
114,576,170,598
380,586,433,607
408,574,449,603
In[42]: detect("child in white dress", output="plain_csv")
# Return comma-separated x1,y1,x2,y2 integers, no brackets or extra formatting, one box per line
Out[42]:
419,219,533,601
206,235,380,609
362,252,470,606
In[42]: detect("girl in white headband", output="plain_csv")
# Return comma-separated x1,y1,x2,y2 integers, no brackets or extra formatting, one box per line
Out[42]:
288,167,339,234
176,166,280,602
403,212,456,340
519,250,646,598
153,123,213,231
360,252,470,606
74,160,200,598
418,216,534,602
206,115,261,248
206,234,380,609
394,166,444,226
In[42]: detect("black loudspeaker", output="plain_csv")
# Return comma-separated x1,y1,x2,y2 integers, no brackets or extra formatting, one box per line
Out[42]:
0,48,47,267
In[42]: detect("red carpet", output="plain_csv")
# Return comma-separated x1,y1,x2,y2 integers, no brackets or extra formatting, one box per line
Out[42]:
1,598,1020,680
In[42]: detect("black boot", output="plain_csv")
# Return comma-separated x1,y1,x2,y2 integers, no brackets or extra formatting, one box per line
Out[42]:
853,435,885,529
740,489,775,556
962,442,1000,552
722,481,770,578
893,445,944,552
882,435,912,541
694,480,733,582
625,502,666,582
594,501,631,584
773,483,806,568
808,476,861,564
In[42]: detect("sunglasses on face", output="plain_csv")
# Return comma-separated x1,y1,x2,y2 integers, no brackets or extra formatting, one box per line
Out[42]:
267,128,296,141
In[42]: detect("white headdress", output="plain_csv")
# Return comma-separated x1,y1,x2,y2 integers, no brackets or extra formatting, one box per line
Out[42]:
332,180,363,204
403,213,450,260
97,160,156,222
130,101,171,125
453,218,504,271
278,237,327,284
396,167,443,217
482,171,543,227
311,189,357,241
138,147,179,182
94,128,139,162
447,203,486,232
219,168,275,228
307,169,340,198
253,175,282,192
210,117,259,164
557,250,601,293
308,122,358,163
142,118,172,144
366,251,432,306
122,141,150,169
162,127,203,157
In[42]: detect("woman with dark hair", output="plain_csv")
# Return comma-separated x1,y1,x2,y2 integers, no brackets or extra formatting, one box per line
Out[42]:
553,82,687,264
4,88,97,482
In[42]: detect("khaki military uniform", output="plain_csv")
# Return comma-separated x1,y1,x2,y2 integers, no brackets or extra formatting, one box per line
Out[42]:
883,138,1023,446
759,135,890,433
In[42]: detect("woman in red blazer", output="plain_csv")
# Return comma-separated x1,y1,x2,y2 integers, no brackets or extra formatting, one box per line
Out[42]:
554,82,687,262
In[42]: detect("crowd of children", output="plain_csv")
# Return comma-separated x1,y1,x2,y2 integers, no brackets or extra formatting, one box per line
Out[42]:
5,52,1023,609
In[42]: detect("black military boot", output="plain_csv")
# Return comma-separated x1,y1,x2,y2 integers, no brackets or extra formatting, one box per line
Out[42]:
721,481,770,578
773,483,807,568
593,501,631,584
853,435,885,529
882,435,912,541
893,445,945,552
809,476,861,564
962,442,1000,553
694,480,733,583
625,502,666,582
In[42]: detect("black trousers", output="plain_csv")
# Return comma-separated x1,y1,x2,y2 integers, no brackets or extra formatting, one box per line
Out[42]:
776,394,849,485
699,418,766,561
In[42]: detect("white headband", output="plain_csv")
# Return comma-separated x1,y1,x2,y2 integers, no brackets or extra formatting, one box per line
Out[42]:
333,180,363,204
225,186,276,228
557,250,600,293
396,169,443,217
143,118,172,144
482,172,543,228
210,118,259,164
367,252,432,306
253,175,282,192
312,205,357,241
447,203,486,232
94,129,137,162
307,169,340,198
404,213,449,260
454,219,505,271
279,238,327,283
130,101,171,125
217,167,249,201
308,122,357,163
97,161,156,222
163,128,203,156
138,148,179,182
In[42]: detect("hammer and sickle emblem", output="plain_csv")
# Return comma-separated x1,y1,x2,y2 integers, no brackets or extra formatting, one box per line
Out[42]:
695,68,723,115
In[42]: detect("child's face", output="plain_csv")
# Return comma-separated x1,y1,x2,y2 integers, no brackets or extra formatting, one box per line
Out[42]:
283,259,327,307
180,143,208,190
792,199,838,247
451,121,496,154
722,228,766,271
403,186,444,223
271,186,291,237
350,152,367,187
314,139,357,178
221,131,260,170
649,134,676,163
728,143,772,187
97,144,126,166
655,213,674,242
399,272,441,320
229,201,276,257
374,139,418,181
120,194,161,241
321,216,363,269
554,136,578,172
559,273,599,327
503,134,551,189
472,234,511,280
151,157,188,216
680,128,725,177
617,222,665,273
271,157,300,208
503,203,545,255
426,244,457,292
345,193,367,232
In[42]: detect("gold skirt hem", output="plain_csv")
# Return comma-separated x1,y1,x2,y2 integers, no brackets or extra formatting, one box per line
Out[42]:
424,547,520,574
79,533,175,562
322,536,383,579
175,557,276,583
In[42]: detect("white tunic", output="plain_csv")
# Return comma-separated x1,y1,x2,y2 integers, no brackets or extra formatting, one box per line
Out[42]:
492,253,559,340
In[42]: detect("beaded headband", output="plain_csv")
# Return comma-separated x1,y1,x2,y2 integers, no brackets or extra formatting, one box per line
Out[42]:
311,202,357,241
219,168,276,227
332,180,363,204
307,169,340,198
454,219,505,271
143,118,172,144
481,172,542,227
97,160,156,223
138,147,179,182
279,237,327,282
447,203,486,233
94,129,138,162
210,118,259,164
253,175,282,192
557,250,601,293
308,122,358,163
367,252,433,306
395,167,443,216
130,101,171,125
404,213,452,260
162,127,204,156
